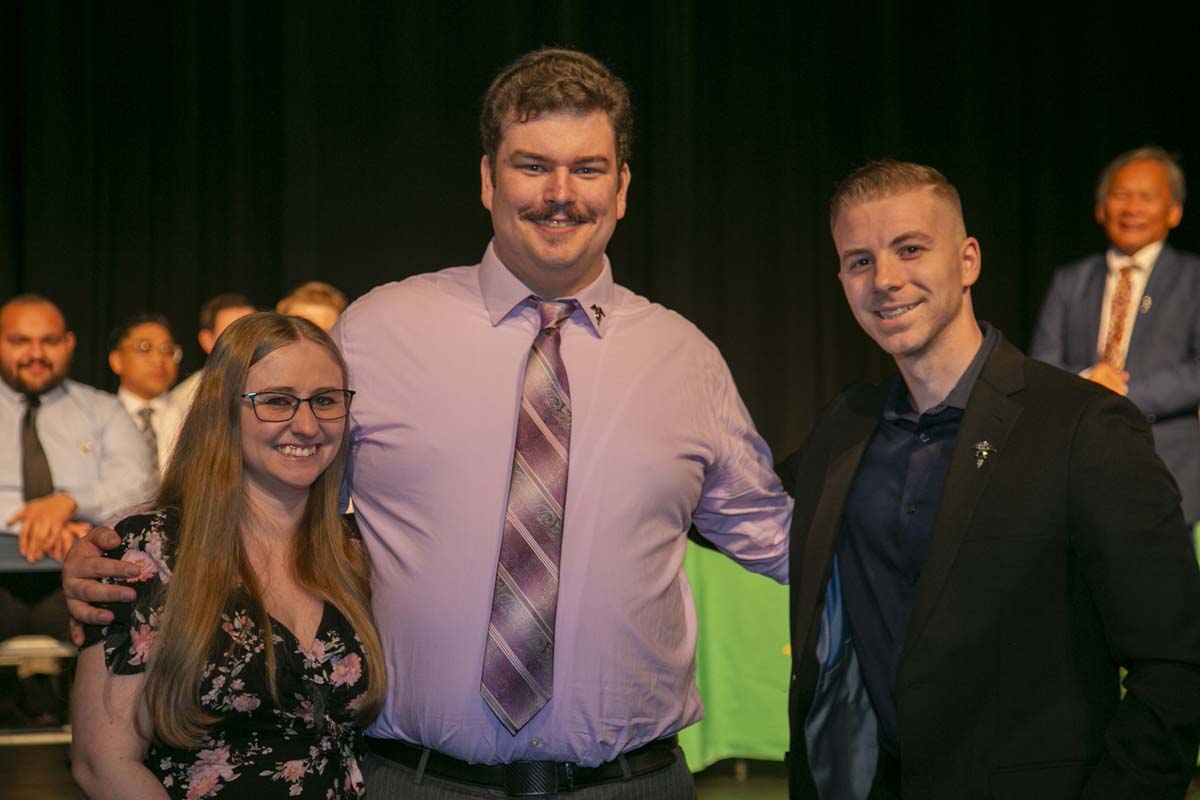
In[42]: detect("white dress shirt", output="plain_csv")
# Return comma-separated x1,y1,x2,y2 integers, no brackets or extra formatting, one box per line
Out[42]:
116,386,179,475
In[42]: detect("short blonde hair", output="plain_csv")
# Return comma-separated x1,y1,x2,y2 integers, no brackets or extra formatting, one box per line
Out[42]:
276,281,348,315
830,159,964,233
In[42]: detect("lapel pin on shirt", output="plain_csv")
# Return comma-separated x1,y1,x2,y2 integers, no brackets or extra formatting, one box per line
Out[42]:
1140,295,1152,314
590,304,605,325
79,440,93,454
973,440,996,469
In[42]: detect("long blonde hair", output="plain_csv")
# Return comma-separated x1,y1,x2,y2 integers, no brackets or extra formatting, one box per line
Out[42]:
142,312,385,747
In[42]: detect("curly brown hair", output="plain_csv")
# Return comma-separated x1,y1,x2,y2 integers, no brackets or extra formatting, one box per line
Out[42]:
480,48,633,172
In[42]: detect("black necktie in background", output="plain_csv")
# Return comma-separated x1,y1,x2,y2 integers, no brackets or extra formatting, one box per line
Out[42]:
21,395,55,500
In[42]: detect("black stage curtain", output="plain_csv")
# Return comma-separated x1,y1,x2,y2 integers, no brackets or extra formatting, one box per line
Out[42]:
2,1,1198,457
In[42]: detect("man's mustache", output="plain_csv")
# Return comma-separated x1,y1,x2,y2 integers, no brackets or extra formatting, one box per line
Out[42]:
519,201,595,225
19,359,52,370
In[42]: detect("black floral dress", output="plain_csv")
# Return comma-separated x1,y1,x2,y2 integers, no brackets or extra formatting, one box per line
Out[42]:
83,509,372,799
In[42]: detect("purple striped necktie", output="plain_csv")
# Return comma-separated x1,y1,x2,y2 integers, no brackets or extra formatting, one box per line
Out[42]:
481,298,576,735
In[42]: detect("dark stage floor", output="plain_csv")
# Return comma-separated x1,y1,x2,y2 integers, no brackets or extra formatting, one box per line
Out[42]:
5,744,1198,799
0,745,787,799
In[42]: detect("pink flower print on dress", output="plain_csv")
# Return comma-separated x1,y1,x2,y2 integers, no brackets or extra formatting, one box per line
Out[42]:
185,769,220,799
230,694,261,713
194,746,234,771
142,533,172,583
129,623,157,665
329,653,362,687
279,759,306,782
186,748,235,798
347,756,364,793
121,549,158,582
304,637,328,665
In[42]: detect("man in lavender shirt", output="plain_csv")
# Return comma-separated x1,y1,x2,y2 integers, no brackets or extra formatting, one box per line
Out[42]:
64,48,792,799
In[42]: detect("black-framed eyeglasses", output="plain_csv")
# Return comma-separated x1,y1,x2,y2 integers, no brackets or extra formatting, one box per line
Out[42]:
125,339,184,364
242,389,356,422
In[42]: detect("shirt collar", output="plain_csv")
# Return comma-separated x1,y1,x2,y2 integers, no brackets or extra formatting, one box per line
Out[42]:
1106,239,1164,274
478,240,615,337
118,386,168,414
0,379,67,407
883,321,999,422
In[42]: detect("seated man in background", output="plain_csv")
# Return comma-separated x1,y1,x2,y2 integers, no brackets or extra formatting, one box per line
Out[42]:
107,312,183,475
276,280,348,331
0,294,154,723
168,292,254,417
1031,146,1200,525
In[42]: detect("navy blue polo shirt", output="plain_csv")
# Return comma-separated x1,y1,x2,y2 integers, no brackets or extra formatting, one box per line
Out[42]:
836,323,998,755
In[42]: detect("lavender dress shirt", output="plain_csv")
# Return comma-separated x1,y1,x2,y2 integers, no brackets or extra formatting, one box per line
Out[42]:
334,244,792,766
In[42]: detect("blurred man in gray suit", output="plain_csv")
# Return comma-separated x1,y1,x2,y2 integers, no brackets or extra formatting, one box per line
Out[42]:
1031,146,1200,523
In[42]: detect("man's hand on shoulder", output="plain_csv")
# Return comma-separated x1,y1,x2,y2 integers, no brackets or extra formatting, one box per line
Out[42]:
1084,362,1130,396
6,492,78,562
63,525,140,645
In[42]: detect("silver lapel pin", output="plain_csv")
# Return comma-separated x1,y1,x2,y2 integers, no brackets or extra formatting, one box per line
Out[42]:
973,440,996,469
1140,295,1152,314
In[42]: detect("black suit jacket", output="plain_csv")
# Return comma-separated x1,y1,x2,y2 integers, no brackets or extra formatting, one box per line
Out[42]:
781,335,1200,799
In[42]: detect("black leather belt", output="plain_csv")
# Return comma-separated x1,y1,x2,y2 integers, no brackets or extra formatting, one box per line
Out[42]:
365,734,679,797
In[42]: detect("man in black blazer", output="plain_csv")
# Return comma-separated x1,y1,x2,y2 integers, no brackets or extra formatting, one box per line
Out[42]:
1031,147,1200,524
782,160,1200,799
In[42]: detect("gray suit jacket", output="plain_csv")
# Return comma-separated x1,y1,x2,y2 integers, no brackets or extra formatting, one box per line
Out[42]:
1031,243,1200,522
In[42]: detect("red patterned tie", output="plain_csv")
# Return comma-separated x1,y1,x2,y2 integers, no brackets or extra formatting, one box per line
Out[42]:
1100,264,1136,367
481,298,575,734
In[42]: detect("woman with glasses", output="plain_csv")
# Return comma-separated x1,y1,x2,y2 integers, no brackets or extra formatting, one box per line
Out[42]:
71,312,386,799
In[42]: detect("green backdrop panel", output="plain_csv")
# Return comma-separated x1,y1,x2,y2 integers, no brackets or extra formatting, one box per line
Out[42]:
680,542,790,772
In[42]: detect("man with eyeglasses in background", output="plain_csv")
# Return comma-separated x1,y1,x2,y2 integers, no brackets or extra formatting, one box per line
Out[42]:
107,312,184,476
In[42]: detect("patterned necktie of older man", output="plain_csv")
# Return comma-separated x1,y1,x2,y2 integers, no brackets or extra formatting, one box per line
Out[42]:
481,298,576,735
1100,263,1136,367
21,395,55,500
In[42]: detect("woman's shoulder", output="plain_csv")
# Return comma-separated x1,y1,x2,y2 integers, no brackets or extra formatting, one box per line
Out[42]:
114,506,179,534
110,507,180,582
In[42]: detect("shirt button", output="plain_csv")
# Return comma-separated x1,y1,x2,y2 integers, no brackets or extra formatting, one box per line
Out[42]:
903,503,917,514
918,433,931,444
530,738,541,747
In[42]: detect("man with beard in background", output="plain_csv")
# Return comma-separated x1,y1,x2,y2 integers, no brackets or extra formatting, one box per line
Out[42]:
1,294,152,724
